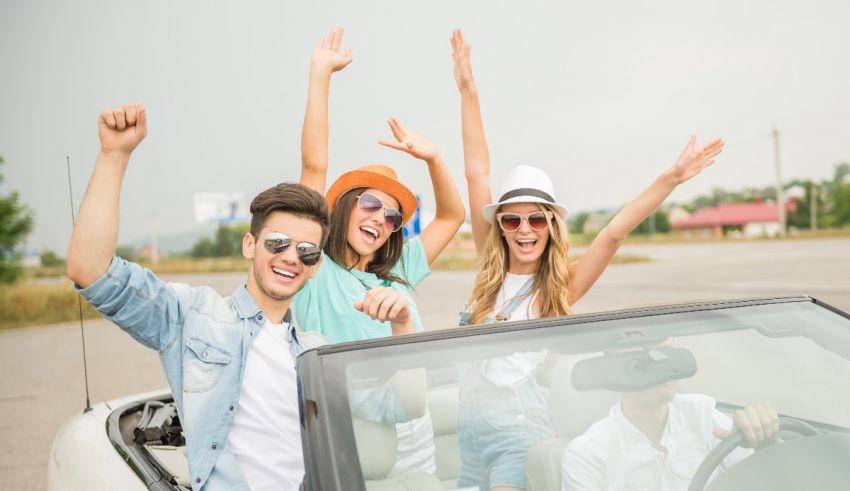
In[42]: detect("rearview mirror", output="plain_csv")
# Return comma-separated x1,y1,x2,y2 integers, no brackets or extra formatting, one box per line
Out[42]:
571,346,697,392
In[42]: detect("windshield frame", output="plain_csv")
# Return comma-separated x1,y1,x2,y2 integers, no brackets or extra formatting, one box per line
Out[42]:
295,295,849,490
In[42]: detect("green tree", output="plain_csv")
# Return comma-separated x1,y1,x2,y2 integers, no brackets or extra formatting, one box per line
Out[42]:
214,224,242,256
189,224,248,258
633,210,671,235
570,212,589,234
818,162,850,227
830,183,850,226
191,237,216,258
40,249,64,267
115,245,138,262
786,181,829,229
0,156,35,282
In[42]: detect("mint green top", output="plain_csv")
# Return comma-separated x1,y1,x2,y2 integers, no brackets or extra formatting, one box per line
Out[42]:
293,237,431,343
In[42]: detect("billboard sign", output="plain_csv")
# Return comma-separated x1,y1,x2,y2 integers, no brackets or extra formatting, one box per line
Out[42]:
193,192,249,224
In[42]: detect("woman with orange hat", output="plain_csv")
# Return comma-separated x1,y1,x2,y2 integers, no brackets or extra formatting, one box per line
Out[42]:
293,28,465,475
293,27,464,342
450,29,724,490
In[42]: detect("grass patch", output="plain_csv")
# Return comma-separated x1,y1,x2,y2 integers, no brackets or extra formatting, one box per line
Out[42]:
431,250,479,271
27,256,249,279
0,280,103,330
142,256,248,274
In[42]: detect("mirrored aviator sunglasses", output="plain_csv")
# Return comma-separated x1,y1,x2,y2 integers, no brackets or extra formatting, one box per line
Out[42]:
262,232,321,266
357,192,404,233
496,211,553,232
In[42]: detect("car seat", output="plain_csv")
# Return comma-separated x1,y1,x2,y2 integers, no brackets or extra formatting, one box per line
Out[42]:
524,355,618,490
353,417,444,490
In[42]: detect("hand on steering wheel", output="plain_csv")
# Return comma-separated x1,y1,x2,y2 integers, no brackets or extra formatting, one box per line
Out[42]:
687,417,820,491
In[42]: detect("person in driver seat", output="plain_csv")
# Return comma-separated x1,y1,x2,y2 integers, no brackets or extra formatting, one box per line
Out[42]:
560,378,779,490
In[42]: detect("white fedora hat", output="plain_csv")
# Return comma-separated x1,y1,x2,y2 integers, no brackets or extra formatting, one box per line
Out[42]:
482,165,568,224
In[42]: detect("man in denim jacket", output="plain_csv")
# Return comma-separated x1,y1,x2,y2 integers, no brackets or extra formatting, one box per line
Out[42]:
67,104,422,490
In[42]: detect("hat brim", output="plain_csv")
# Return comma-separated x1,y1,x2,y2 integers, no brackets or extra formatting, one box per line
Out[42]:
326,170,419,224
482,196,568,224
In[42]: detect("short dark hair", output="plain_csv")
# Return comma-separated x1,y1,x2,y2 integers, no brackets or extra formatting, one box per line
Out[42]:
249,183,329,246
325,187,408,286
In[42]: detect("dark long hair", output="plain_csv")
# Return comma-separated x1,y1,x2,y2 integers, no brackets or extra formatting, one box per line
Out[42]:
325,187,409,286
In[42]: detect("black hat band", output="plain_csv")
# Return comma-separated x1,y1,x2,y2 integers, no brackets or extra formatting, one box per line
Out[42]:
498,188,555,204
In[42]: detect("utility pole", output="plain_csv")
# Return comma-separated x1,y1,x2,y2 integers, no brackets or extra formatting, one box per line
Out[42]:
772,125,787,237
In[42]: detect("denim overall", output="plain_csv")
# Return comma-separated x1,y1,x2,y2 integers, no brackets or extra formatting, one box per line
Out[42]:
456,279,555,489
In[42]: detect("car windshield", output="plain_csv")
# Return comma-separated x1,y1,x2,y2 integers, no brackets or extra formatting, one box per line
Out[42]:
333,299,850,490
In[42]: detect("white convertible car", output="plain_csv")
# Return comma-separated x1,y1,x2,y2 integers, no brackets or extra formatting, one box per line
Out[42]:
48,296,850,490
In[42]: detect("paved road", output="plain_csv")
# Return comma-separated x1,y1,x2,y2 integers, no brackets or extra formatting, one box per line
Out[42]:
2,238,849,490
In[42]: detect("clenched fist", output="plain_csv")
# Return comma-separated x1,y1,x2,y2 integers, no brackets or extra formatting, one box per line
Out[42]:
98,103,148,157
354,286,415,335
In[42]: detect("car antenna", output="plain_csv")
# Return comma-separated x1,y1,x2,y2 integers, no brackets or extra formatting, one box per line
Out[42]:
67,155,93,413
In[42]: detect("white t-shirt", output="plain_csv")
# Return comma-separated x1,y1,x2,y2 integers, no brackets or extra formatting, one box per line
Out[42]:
227,319,303,491
561,394,753,491
482,273,542,387
494,272,536,321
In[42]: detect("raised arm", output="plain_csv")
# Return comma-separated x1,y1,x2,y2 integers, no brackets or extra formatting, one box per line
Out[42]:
568,136,725,305
67,104,148,288
452,29,492,256
379,118,465,264
300,27,352,194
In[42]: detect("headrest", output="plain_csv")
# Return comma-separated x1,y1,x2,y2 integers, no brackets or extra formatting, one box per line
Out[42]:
427,387,459,435
548,355,619,437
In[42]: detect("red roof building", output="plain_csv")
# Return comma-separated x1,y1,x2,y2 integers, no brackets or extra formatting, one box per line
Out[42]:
671,200,796,239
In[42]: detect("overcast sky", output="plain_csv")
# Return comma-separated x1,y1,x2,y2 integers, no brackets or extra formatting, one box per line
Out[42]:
3,0,849,254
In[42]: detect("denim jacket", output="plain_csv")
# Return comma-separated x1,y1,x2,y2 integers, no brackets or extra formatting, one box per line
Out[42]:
77,256,410,490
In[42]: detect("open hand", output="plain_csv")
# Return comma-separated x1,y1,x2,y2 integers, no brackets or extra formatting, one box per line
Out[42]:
450,29,474,91
311,27,352,76
713,403,779,448
98,104,148,158
378,118,438,162
669,135,724,185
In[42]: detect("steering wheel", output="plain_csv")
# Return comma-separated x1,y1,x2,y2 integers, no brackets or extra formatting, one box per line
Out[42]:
687,416,820,491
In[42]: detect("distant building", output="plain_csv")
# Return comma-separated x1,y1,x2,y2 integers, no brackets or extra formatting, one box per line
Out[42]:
671,200,796,239
668,206,691,225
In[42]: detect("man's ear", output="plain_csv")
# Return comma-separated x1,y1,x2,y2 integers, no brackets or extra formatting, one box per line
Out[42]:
243,232,256,259
309,255,323,278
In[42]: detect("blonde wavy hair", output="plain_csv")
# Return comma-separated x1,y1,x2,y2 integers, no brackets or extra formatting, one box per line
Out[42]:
466,204,573,325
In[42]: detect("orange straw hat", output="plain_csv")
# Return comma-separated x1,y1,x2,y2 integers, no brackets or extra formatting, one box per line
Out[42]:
325,165,419,224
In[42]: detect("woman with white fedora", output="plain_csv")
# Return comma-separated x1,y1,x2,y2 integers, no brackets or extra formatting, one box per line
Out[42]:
450,29,725,490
